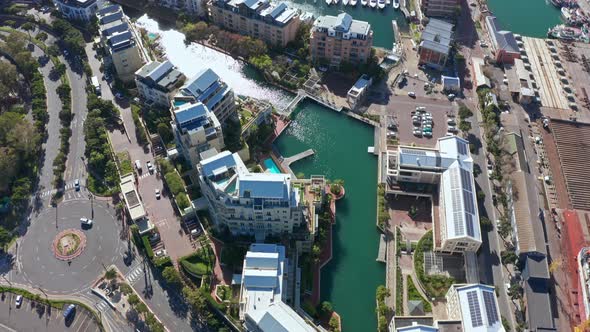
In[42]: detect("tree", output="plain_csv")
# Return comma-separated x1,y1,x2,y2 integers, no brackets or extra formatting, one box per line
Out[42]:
156,122,173,144
104,268,117,280
498,220,512,238
47,45,60,57
162,266,182,285
182,286,207,312
320,301,334,315
501,250,518,265
459,119,472,133
480,216,492,228
119,283,133,295
37,32,48,41
0,226,12,249
127,294,140,306
176,192,190,210
329,315,340,332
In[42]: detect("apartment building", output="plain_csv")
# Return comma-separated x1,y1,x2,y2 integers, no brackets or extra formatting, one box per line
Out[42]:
153,0,205,17
418,19,454,70
420,0,460,18
135,60,185,107
53,0,101,22
96,4,144,82
176,68,236,124
171,101,225,167
386,136,482,254
238,244,317,331
198,151,322,241
310,13,373,67
209,0,301,47
445,284,505,332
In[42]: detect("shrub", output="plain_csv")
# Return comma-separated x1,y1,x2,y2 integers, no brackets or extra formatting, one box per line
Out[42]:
176,192,190,210
141,235,154,259
164,171,185,196
154,256,173,269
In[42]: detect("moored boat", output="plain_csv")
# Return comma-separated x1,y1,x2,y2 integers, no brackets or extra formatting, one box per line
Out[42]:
343,0,349,5
361,0,368,5
351,0,358,5
370,0,377,8
326,0,333,5
378,0,386,9
393,0,400,9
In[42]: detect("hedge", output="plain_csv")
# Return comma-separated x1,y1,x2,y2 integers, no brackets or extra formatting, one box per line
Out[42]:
141,235,154,259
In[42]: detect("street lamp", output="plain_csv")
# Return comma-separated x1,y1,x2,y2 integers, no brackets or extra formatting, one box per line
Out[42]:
89,194,94,219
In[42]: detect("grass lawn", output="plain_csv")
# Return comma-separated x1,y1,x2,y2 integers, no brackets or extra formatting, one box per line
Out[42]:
407,275,432,312
414,230,455,299
180,245,215,276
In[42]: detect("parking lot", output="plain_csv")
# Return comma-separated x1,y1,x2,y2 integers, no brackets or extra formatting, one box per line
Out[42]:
385,96,456,147
0,294,100,332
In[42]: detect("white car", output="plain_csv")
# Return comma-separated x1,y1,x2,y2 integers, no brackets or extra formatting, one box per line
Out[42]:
80,217,93,226
447,126,458,133
408,91,416,98
15,295,22,308
146,161,154,173
155,249,167,257
415,106,426,111
412,130,422,136
447,94,456,100
155,189,161,199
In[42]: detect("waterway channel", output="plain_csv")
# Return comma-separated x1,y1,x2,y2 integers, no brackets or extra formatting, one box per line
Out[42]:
275,100,383,332
487,0,561,38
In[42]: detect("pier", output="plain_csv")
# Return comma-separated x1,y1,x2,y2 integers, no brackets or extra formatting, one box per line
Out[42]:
280,149,315,176
377,234,387,263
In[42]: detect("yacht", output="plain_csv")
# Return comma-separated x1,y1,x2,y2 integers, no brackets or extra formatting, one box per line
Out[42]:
351,0,358,5
378,0,386,9
393,0,400,9
370,0,377,8
361,0,368,5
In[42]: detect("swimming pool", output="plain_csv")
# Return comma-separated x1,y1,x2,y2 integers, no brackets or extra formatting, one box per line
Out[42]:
173,100,187,107
264,158,281,174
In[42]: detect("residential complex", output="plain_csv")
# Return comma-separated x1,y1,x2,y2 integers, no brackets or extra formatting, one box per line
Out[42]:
209,0,301,47
154,0,204,16
135,60,185,107
176,68,236,124
310,13,373,67
198,151,322,241
485,16,520,64
238,244,316,331
171,101,225,167
96,4,145,81
386,136,482,254
445,284,505,332
419,0,460,18
53,0,101,22
418,19,454,70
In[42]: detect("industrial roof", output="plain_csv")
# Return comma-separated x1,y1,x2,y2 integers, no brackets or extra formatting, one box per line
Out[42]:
523,276,555,331
486,16,519,54
248,302,316,332
452,284,504,332
472,57,491,89
420,19,454,55
314,13,371,36
238,173,291,200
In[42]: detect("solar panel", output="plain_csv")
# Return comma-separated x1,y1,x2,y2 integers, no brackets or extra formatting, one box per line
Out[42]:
457,140,468,155
483,291,499,325
463,190,475,214
450,168,461,189
467,290,483,327
453,211,464,236
460,168,473,192
401,149,427,156
465,213,475,237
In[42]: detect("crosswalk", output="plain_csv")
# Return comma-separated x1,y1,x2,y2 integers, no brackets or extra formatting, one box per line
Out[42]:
126,265,144,284
138,172,152,180
96,301,109,312
37,181,83,198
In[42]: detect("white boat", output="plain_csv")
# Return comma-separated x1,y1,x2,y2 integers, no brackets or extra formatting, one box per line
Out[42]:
370,0,377,8
326,0,333,5
361,0,368,5
386,0,391,4
393,0,400,9
351,0,358,5
333,0,339,4
343,0,349,5
378,0,386,9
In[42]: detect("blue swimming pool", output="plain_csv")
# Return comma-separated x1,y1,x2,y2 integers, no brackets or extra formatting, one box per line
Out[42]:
264,158,281,174
173,100,187,107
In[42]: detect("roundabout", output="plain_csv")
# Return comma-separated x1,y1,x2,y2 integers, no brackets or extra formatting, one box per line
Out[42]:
14,197,128,294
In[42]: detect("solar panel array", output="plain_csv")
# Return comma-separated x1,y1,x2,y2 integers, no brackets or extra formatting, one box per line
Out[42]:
457,140,468,155
483,291,499,325
467,291,484,328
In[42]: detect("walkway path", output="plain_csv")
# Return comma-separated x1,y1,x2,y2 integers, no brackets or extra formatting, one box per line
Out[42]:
281,149,315,176
402,274,409,316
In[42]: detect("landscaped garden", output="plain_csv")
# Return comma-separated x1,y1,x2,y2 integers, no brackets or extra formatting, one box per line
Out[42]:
414,230,455,299
180,244,215,277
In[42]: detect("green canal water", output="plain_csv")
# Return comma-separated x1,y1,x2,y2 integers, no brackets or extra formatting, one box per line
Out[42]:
274,100,384,332
487,0,561,37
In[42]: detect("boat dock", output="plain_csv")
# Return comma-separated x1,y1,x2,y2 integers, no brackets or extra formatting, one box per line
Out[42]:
280,149,315,176
377,234,387,263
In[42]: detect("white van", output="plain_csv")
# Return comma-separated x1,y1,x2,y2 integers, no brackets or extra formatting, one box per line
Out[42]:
91,76,101,95
135,160,142,172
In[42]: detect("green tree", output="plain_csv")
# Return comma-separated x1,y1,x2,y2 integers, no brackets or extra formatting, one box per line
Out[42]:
320,301,333,315
498,220,512,238
104,268,117,280
0,226,12,249
176,192,190,210
156,122,173,144
182,286,207,312
162,266,182,285
127,294,140,306
329,315,340,332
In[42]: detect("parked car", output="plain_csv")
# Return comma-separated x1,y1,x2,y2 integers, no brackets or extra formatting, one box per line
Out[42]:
447,118,456,125
155,189,161,199
15,295,22,308
63,304,76,318
80,217,93,227
149,232,160,242
146,161,154,173
447,94,456,100
415,106,426,111
423,131,433,137
74,179,80,191
408,91,416,98
412,129,422,136
155,249,167,257
480,41,488,48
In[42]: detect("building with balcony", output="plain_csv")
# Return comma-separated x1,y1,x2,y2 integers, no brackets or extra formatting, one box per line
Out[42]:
96,4,145,81
445,284,505,332
171,101,224,167
418,19,454,70
237,243,317,331
310,13,373,67
209,0,301,47
198,150,323,241
485,16,520,65
135,60,185,107
176,68,236,124
53,0,101,22
420,0,460,18
153,0,205,16
386,136,482,254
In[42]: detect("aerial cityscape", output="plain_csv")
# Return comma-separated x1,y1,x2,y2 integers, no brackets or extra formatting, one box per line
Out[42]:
0,0,587,331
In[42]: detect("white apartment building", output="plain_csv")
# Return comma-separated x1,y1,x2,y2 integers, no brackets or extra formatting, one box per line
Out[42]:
135,61,185,107
238,243,316,331
54,0,101,22
445,284,505,332
198,151,311,240
97,4,144,82
153,0,205,17
176,68,236,124
171,101,225,167
386,136,482,254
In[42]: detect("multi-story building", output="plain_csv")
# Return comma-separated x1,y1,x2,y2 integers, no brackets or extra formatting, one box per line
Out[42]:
53,0,101,22
176,68,236,124
485,16,520,64
386,136,482,254
171,101,225,167
420,0,460,18
445,284,505,332
310,13,373,67
209,0,301,47
238,243,317,331
135,60,185,107
96,4,145,82
153,0,205,17
418,19,454,70
198,150,322,241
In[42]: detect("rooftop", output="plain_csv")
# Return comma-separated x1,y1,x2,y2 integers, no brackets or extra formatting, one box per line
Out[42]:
485,16,519,54
56,0,98,8
238,173,292,200
135,61,184,92
420,19,454,55
451,284,504,332
313,13,371,36
119,174,146,221
472,57,491,89
182,68,220,98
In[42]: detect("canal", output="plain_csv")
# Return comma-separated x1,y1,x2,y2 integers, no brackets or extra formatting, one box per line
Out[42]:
487,0,561,38
274,100,383,332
